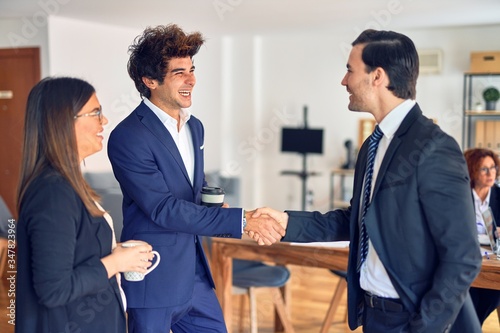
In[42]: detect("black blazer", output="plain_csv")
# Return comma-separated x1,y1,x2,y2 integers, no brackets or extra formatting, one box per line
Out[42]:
488,185,500,229
15,168,126,333
282,104,482,333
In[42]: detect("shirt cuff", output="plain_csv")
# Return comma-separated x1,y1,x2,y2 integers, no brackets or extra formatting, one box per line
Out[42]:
242,209,246,233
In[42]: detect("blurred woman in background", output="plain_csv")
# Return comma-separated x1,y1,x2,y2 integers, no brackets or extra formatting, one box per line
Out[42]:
464,147,500,326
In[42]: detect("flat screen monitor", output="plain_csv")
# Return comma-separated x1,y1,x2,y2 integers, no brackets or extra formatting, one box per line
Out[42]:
281,128,324,154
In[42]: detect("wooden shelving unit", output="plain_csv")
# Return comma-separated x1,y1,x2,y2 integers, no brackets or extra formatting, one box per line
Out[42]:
462,72,500,151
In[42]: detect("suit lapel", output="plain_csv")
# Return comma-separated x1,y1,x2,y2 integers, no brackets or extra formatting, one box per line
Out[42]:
352,143,368,225
372,105,422,197
89,212,107,257
350,106,421,227
136,102,192,186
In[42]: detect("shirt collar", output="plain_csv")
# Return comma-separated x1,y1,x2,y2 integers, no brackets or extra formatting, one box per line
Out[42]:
473,187,491,206
143,98,191,128
378,99,416,140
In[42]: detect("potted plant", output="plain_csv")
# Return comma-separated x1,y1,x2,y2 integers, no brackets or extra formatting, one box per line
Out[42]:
483,86,500,110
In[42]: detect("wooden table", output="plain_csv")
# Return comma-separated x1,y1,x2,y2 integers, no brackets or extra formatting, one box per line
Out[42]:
472,252,500,289
210,237,500,332
211,238,349,332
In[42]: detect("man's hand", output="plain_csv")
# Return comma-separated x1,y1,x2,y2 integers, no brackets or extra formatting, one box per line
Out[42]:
252,207,289,229
244,209,286,245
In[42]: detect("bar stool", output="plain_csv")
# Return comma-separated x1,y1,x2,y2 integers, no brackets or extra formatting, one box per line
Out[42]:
232,259,294,333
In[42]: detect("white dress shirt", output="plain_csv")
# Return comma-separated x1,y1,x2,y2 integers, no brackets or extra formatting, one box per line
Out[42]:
359,99,416,298
144,99,245,232
144,98,195,184
473,188,491,235
95,201,127,311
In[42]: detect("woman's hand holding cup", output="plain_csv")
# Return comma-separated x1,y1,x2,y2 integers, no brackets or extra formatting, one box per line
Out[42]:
101,240,155,279
117,240,154,273
119,241,161,281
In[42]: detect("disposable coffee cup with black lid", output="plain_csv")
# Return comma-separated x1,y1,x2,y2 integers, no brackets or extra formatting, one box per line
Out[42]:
201,187,225,207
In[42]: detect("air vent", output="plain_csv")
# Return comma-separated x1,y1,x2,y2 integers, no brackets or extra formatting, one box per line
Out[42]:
418,49,442,75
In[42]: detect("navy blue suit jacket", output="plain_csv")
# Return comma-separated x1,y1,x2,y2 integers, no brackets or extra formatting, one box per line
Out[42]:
108,101,242,308
282,104,482,333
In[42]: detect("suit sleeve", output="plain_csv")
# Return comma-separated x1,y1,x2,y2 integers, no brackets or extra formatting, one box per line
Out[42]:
107,118,242,237
282,208,351,243
409,135,481,332
23,179,109,308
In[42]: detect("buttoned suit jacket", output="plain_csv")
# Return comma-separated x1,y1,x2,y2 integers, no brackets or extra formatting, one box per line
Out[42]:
108,101,242,309
282,104,482,333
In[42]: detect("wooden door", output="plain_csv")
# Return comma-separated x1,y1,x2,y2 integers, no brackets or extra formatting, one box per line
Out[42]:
0,47,40,218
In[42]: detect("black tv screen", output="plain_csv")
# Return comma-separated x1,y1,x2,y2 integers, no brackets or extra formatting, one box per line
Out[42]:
281,128,324,154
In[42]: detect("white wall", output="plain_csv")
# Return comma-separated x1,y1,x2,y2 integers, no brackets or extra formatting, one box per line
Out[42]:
253,25,500,211
3,15,500,212
47,16,226,174
47,16,142,171
0,17,49,77
218,25,500,211
408,25,500,141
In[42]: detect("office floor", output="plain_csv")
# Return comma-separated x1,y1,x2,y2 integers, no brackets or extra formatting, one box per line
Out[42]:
230,265,500,333
1,265,498,332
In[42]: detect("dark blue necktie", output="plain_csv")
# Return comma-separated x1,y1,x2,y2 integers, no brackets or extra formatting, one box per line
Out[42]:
357,125,383,272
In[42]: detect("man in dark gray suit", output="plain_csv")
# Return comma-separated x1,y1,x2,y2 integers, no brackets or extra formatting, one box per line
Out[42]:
252,29,482,333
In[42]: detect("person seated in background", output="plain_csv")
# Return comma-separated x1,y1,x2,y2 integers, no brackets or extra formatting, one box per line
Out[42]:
15,77,155,333
464,147,500,326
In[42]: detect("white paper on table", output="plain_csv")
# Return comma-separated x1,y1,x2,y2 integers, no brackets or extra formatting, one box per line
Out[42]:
290,241,350,248
480,246,494,256
478,234,491,246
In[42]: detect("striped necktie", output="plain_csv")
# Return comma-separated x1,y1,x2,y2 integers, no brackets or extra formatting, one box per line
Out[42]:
357,125,383,271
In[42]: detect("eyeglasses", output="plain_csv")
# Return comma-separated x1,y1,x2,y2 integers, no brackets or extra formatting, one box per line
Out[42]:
479,166,499,174
74,110,102,122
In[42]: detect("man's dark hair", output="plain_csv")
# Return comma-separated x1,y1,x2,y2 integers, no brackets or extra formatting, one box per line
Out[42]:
128,24,205,98
352,29,419,100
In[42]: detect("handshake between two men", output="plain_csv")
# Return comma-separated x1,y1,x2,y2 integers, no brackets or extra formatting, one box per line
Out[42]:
243,207,289,246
